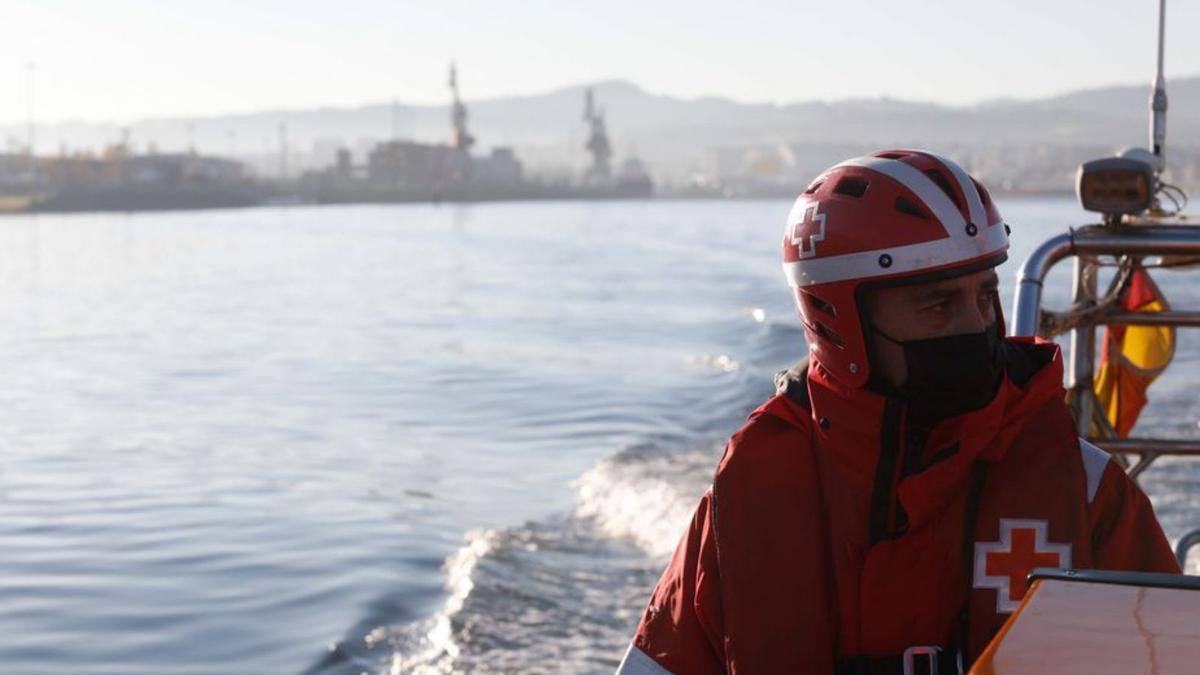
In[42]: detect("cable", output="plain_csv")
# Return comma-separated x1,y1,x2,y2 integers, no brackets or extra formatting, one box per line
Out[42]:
1154,180,1189,215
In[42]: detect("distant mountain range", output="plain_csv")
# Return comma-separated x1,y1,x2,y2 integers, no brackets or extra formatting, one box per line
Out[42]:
4,76,1199,187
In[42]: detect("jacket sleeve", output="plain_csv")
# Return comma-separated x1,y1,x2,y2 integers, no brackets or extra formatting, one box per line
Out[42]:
1086,445,1180,573
618,489,725,675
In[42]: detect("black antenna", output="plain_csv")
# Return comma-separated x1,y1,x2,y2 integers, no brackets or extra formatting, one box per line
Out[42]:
1150,0,1168,173
26,62,36,184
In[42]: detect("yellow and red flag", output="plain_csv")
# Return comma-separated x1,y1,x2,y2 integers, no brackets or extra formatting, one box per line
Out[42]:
1093,269,1174,437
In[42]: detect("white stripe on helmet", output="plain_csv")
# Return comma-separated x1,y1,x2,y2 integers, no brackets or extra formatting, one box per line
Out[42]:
924,151,989,227
837,156,967,231
782,217,1007,287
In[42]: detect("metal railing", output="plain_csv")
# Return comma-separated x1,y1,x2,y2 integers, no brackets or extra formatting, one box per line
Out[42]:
1011,221,1200,480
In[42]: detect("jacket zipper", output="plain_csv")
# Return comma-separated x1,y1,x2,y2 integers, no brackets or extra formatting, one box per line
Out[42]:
868,397,906,544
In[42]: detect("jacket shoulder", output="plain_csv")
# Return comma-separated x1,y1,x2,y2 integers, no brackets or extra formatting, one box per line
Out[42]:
1001,395,1080,473
715,396,815,506
995,396,1119,516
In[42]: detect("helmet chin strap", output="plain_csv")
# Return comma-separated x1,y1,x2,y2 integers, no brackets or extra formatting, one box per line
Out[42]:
863,322,909,395
870,324,908,347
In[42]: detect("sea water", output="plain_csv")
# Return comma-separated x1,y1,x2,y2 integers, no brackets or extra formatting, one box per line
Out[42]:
0,198,1196,674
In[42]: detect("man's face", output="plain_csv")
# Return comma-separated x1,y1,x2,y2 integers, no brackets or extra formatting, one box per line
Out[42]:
862,268,1001,388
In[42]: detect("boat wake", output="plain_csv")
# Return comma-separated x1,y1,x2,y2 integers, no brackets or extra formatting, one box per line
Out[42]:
302,312,801,674
382,441,720,674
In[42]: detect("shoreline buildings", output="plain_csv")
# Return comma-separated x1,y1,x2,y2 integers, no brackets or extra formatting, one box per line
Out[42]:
0,64,654,214
300,65,653,205
0,144,266,213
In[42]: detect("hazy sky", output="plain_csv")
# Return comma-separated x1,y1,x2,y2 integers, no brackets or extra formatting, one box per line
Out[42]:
2,0,1198,125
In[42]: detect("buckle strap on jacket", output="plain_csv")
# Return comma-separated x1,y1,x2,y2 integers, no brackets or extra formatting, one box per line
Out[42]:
836,646,963,675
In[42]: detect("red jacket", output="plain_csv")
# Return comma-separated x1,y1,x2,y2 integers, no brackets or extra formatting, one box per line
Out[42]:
619,339,1178,674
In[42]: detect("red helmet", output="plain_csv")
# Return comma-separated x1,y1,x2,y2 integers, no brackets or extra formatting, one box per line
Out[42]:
782,149,1008,388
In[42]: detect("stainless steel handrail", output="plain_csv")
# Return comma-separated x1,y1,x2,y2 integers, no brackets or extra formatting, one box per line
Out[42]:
1092,439,1200,480
1097,439,1200,454
1010,222,1200,485
1096,311,1200,326
1012,225,1200,336
1176,530,1200,568
1012,232,1074,337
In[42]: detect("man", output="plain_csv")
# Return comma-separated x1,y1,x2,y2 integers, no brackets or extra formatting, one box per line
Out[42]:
616,150,1178,675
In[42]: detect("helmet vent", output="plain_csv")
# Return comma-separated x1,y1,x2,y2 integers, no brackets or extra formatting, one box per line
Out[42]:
833,177,868,198
804,180,823,195
808,294,837,318
878,151,908,159
894,197,928,219
923,170,962,210
814,322,844,348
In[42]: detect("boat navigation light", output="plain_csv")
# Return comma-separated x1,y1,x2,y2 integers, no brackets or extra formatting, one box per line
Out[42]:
1075,155,1155,221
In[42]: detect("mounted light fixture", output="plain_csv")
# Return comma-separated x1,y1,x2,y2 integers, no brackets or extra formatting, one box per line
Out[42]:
1076,155,1155,220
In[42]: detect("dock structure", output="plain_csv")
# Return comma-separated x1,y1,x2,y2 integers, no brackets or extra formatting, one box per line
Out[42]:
583,88,612,186
301,64,652,203
449,62,476,155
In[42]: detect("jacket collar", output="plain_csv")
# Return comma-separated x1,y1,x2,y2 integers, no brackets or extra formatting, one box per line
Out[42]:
762,338,1065,529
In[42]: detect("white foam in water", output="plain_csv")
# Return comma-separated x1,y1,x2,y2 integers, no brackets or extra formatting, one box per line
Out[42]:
387,530,497,674
383,444,721,674
573,445,717,561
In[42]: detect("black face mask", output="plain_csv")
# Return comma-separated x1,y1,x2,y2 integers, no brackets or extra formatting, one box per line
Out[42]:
872,322,1004,422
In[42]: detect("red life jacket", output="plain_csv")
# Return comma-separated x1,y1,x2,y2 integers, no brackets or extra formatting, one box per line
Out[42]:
619,338,1178,674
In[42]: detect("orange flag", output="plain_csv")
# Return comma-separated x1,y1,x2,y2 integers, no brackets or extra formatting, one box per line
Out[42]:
1093,269,1174,437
